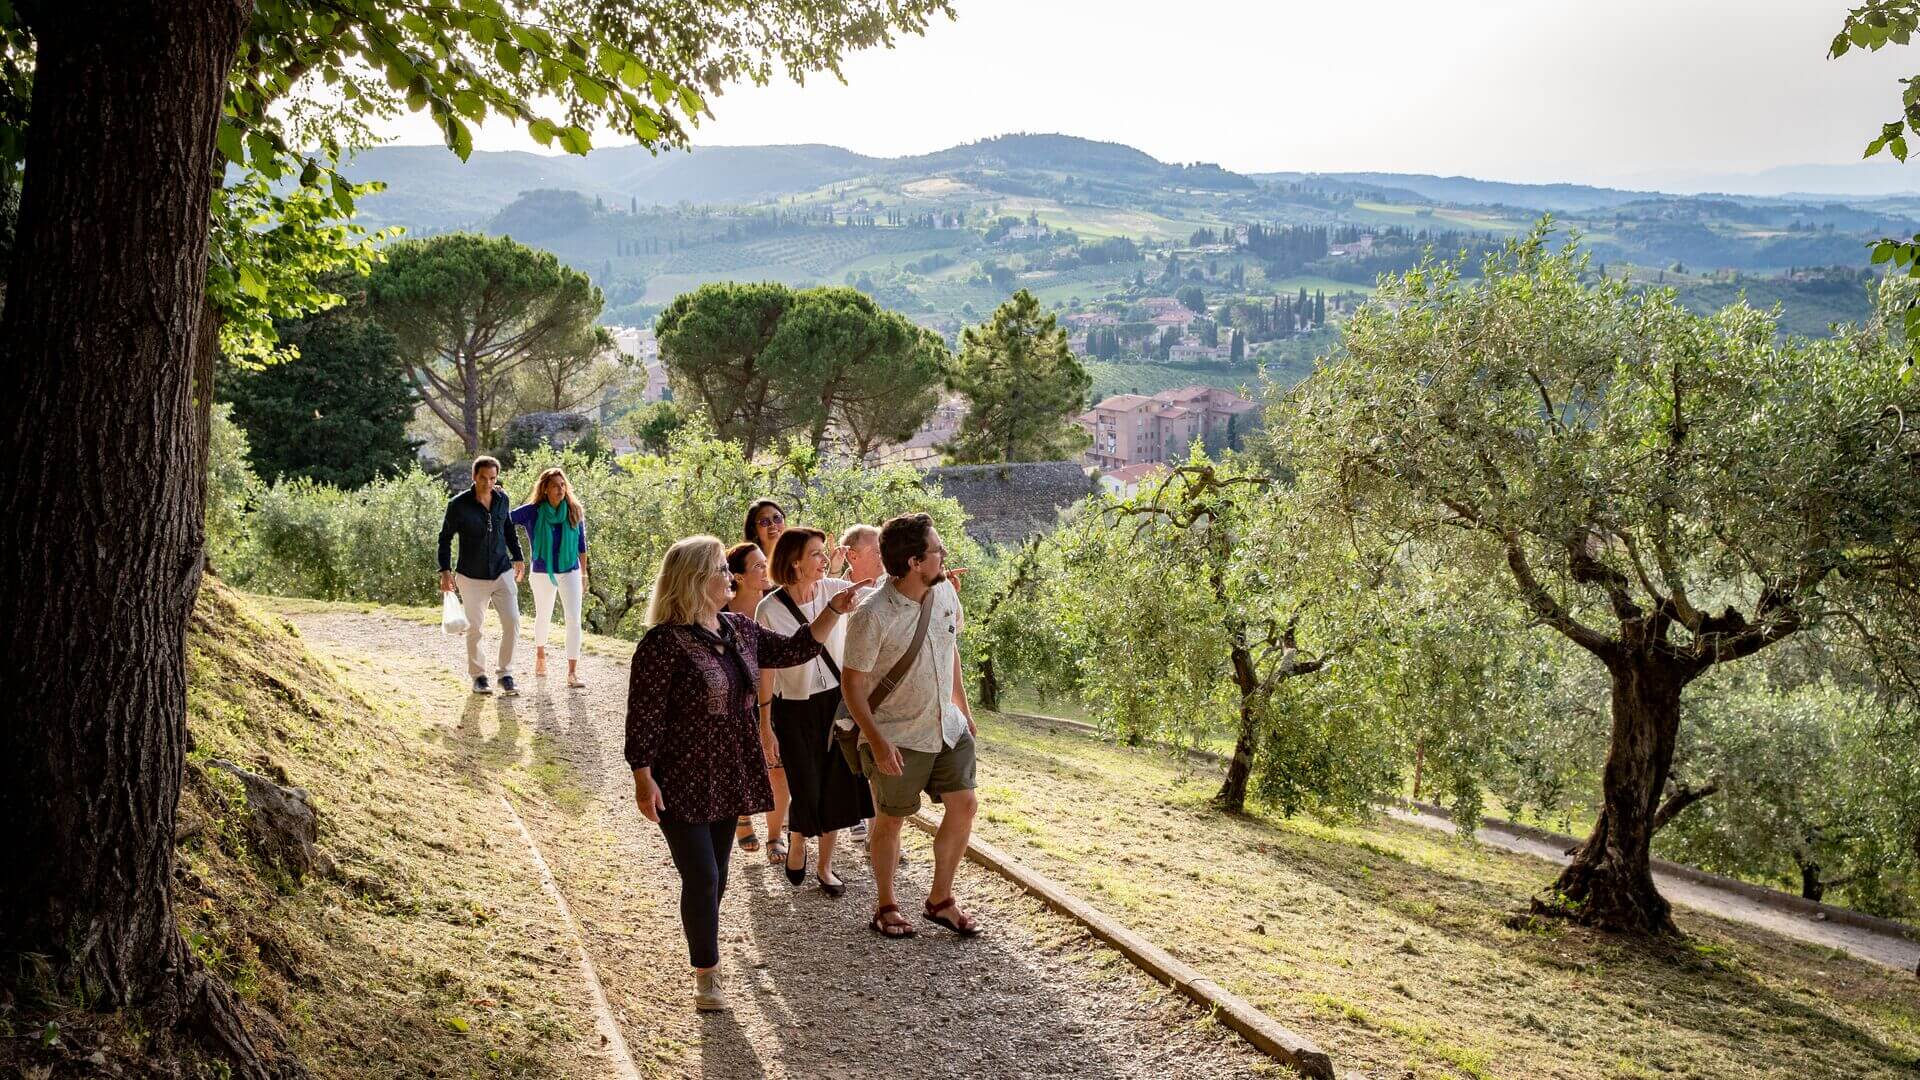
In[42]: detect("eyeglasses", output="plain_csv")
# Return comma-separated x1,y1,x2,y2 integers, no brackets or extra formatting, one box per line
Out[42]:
757,514,785,528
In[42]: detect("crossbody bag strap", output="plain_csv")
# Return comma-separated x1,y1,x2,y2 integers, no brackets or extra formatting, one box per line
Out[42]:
771,587,842,684
867,588,936,713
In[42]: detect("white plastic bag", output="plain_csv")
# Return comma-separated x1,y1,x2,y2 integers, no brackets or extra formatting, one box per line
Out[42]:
441,591,469,636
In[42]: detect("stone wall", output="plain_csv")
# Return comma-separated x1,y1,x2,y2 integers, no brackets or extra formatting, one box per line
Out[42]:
923,461,1096,546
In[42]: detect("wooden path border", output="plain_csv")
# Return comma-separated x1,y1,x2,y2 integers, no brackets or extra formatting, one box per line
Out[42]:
906,812,1337,1080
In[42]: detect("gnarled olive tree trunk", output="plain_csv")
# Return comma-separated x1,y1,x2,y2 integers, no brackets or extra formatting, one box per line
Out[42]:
1213,641,1262,814
1539,656,1692,934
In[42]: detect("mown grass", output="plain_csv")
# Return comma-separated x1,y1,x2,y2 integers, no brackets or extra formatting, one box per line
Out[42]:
960,711,1920,1080
164,583,614,1077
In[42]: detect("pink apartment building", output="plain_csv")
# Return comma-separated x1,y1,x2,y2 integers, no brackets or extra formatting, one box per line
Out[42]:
1076,385,1259,470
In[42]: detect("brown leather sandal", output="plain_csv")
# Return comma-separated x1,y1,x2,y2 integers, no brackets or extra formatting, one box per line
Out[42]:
869,903,916,939
923,896,981,937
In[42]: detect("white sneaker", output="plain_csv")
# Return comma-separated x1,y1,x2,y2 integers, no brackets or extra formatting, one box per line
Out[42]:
850,820,869,841
694,969,729,1012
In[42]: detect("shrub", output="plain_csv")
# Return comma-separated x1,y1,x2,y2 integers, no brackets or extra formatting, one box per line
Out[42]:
228,422,982,639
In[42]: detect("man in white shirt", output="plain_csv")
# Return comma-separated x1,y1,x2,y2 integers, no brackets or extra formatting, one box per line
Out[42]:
843,513,980,939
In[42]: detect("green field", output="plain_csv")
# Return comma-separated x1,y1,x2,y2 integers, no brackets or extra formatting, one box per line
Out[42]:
1020,262,1147,305
1352,200,1532,234
640,265,817,304
994,196,1219,241
1085,359,1265,400
1261,273,1379,296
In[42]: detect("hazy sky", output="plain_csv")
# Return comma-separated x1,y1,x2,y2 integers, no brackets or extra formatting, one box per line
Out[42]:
373,0,1920,188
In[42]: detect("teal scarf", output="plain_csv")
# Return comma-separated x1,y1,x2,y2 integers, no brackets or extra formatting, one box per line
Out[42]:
532,500,580,583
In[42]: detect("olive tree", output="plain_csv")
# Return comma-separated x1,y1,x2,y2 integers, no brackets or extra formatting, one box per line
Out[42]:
967,536,1053,712
1043,454,1363,814
1289,231,1920,934
1655,665,1919,914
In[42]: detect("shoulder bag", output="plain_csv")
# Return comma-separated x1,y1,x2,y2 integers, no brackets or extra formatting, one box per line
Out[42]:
818,587,934,774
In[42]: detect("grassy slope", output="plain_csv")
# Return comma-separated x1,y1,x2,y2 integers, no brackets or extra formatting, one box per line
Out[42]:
169,583,617,1077
961,712,1920,1080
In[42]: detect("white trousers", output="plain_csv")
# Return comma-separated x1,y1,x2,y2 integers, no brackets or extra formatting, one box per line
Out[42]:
529,568,584,660
455,571,519,677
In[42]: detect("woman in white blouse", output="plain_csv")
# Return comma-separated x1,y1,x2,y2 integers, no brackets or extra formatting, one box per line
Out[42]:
755,527,875,896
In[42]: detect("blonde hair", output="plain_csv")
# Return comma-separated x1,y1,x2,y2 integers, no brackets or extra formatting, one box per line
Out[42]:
839,523,879,550
647,535,726,627
525,467,584,526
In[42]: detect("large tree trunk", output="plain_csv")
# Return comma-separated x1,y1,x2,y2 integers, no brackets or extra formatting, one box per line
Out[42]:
461,356,483,455
977,654,1001,712
0,3,281,1072
1212,644,1260,813
1538,658,1687,935
1798,858,1825,903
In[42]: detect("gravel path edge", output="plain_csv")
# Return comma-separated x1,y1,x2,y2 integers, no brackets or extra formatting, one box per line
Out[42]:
908,810,1339,1080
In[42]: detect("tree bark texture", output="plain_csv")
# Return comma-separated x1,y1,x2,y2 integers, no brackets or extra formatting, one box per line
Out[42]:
1798,860,1825,903
1213,643,1260,814
1539,659,1688,935
462,356,483,455
0,0,261,1049
977,654,1000,712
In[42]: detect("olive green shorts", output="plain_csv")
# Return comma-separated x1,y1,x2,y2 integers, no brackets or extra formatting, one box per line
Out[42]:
859,733,977,817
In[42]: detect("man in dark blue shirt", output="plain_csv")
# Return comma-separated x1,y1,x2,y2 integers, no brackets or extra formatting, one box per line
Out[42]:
438,456,526,696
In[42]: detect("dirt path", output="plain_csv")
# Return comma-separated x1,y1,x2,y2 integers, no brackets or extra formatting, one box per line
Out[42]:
1387,805,1920,972
280,606,1274,1079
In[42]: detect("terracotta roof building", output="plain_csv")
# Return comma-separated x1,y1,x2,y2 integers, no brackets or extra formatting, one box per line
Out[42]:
1076,385,1259,470
1097,462,1171,499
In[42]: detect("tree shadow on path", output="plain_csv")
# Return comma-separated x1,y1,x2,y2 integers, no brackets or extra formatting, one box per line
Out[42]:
691,828,1259,1080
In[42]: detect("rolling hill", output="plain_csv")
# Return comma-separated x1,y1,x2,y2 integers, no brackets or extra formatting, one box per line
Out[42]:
339,133,1907,359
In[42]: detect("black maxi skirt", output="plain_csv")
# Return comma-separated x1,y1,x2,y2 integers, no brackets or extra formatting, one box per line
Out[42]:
772,686,874,837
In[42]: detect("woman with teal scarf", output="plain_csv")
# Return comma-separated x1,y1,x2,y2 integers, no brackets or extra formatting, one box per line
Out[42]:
511,468,591,687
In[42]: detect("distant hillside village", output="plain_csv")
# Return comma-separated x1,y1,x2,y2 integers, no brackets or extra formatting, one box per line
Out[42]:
289,133,1904,547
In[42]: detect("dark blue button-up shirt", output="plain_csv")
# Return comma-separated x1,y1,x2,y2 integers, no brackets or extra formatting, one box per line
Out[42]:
437,486,523,579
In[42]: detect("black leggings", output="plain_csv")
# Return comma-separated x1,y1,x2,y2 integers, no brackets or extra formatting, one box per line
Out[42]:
657,818,737,969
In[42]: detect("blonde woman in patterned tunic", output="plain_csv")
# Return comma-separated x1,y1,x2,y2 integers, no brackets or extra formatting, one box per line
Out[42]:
625,535,859,1011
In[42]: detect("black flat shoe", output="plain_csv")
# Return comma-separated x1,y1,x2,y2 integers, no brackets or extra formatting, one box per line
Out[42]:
785,847,807,887
816,873,845,898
